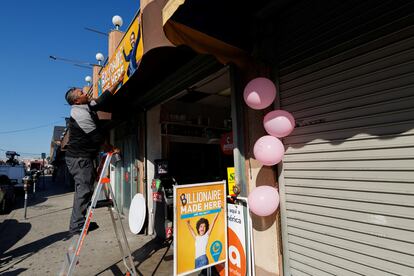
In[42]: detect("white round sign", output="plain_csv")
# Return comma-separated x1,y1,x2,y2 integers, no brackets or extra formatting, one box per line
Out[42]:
128,193,146,234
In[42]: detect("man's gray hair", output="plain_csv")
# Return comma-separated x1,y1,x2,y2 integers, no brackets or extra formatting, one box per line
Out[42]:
65,87,78,105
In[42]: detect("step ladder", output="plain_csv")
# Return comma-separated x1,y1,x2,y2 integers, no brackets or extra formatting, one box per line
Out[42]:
59,152,137,276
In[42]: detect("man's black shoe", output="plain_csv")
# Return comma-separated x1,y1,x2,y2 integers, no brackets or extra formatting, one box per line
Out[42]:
87,221,99,233
64,222,99,241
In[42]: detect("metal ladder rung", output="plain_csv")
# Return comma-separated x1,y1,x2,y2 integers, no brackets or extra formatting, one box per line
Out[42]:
65,252,71,264
95,199,114,208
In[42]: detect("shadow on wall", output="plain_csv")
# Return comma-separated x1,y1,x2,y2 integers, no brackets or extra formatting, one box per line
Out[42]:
285,114,414,149
249,165,278,231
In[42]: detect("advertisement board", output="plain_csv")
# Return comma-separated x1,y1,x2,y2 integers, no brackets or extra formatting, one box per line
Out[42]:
227,203,247,276
95,13,144,96
174,181,227,276
227,167,236,196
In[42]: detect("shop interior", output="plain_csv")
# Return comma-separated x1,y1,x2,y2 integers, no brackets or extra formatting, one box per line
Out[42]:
160,68,234,185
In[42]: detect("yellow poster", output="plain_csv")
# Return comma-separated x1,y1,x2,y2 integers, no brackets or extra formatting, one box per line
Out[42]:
227,167,236,196
174,182,227,276
96,13,144,96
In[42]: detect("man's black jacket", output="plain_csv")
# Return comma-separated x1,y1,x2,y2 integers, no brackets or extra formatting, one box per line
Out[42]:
66,91,112,158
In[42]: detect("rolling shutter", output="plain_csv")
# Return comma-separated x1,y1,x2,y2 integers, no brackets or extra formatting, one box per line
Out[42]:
278,6,414,276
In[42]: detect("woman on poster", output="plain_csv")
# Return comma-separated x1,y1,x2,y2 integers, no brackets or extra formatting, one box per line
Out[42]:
186,209,221,269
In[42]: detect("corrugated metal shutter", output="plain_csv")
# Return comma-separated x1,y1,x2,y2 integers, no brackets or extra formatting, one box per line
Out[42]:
278,9,414,276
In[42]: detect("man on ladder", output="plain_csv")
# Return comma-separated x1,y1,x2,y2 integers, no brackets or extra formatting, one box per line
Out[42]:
61,74,136,275
64,75,122,240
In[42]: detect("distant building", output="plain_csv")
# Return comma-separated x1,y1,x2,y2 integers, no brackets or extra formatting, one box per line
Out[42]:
50,125,66,159
49,122,72,187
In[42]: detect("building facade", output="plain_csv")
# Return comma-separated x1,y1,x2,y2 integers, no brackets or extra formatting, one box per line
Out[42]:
85,0,414,275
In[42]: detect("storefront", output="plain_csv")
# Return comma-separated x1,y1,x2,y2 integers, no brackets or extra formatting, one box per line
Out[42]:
102,0,282,274
94,0,414,275
162,0,414,275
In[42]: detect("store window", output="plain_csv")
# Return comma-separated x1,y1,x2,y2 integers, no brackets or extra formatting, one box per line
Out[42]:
113,121,139,214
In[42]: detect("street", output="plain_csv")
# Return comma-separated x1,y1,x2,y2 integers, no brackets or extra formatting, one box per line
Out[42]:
0,176,174,275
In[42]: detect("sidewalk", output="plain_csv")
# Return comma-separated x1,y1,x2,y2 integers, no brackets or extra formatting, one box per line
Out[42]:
0,176,173,275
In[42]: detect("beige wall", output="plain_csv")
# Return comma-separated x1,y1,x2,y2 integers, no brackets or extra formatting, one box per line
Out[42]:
244,106,283,276
108,30,124,57
239,67,283,276
92,65,101,98
141,0,174,54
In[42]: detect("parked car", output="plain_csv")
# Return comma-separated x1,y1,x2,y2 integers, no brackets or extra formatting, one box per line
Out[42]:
0,162,25,185
0,175,15,214
0,151,25,185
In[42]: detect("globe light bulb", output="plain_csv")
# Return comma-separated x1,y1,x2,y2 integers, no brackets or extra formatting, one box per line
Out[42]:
85,76,92,84
95,53,104,65
112,15,123,30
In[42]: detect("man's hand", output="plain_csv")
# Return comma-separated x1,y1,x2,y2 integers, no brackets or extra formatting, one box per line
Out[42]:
102,143,117,153
108,74,125,94
117,74,124,85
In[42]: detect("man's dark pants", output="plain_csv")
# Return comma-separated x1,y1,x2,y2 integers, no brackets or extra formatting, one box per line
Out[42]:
65,156,96,235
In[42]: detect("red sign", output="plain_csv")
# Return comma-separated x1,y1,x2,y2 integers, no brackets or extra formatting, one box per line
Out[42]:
220,132,234,155
166,226,173,239
153,192,163,202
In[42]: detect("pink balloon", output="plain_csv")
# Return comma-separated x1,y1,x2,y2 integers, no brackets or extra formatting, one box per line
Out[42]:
263,110,295,137
248,186,280,216
243,77,276,110
253,136,285,166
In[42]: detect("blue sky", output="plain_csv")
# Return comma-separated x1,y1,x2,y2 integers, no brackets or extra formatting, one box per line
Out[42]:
0,0,138,159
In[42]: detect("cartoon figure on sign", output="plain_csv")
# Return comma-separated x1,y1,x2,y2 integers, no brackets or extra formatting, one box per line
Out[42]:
123,27,141,77
186,209,221,269
180,193,187,206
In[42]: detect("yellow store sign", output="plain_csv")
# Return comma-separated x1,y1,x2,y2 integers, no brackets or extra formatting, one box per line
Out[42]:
96,14,144,95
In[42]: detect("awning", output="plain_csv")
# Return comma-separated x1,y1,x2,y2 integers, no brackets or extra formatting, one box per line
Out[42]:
163,0,255,51
162,0,276,69
107,0,201,113
103,0,275,116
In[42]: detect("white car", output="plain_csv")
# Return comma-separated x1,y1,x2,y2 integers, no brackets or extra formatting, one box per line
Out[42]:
0,164,25,185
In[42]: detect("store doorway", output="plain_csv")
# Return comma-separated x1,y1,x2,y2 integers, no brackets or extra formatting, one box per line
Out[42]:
169,142,233,184
160,68,234,186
